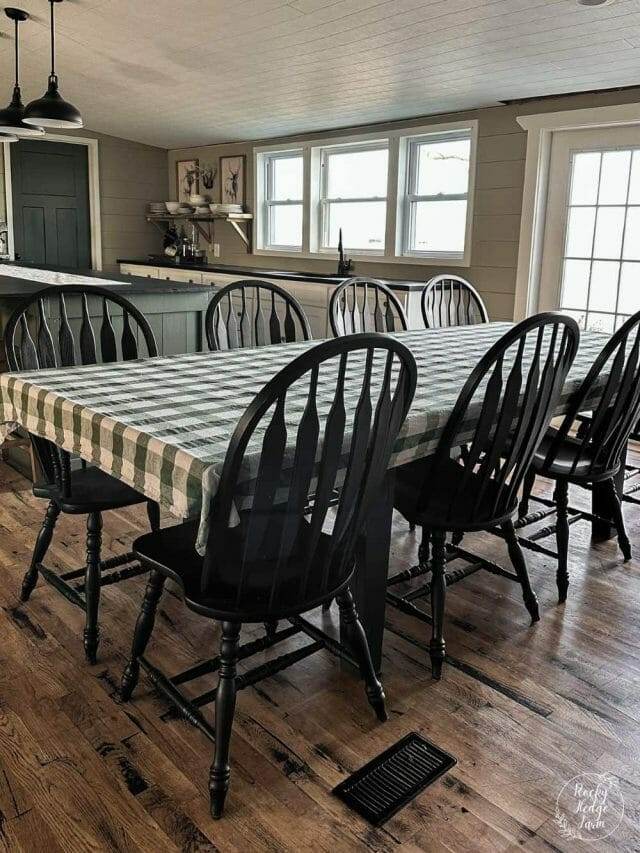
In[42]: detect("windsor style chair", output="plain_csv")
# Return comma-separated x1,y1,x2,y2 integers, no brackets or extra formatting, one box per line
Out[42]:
329,277,408,337
4,285,160,663
205,279,311,350
421,274,489,328
391,314,580,678
120,334,417,819
518,311,640,602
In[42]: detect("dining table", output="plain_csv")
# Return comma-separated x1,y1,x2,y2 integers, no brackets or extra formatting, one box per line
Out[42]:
0,322,614,672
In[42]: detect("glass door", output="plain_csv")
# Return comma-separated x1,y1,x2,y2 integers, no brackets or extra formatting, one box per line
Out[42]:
538,126,640,331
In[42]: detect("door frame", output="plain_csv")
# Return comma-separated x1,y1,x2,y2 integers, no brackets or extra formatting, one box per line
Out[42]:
514,102,640,320
2,133,102,270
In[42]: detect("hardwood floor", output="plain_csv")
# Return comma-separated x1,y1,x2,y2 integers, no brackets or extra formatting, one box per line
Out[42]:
0,458,639,852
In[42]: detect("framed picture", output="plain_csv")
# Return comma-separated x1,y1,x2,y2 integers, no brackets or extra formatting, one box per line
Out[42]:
176,158,199,203
220,155,245,206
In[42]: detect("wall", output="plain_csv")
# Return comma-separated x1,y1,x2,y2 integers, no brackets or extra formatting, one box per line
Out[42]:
3,129,167,273
169,86,640,321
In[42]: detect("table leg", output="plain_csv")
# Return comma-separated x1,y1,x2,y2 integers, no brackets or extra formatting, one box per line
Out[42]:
592,446,627,541
342,470,395,675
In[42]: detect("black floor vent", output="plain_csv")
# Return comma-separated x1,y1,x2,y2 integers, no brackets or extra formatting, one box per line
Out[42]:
333,732,456,825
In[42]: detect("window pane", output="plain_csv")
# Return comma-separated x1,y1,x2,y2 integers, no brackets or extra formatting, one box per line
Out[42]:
588,260,619,312
570,152,600,205
561,258,590,309
598,150,631,205
593,207,625,259
565,206,596,257
324,201,386,250
623,207,640,260
326,148,388,199
628,152,640,204
269,204,302,247
271,156,303,201
411,200,467,253
618,262,640,314
416,138,470,196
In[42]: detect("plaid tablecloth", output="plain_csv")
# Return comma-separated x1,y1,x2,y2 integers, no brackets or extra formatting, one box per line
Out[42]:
0,323,609,552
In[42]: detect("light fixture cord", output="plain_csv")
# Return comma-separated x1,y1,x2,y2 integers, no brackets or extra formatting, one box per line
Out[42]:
14,18,19,87
50,0,56,77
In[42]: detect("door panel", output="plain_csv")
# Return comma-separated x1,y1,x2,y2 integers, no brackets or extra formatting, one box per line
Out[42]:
12,139,91,269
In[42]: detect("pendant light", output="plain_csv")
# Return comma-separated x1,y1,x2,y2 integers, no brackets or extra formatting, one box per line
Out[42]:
0,8,44,137
23,0,82,129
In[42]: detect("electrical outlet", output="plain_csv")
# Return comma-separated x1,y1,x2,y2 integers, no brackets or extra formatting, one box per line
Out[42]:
213,243,221,257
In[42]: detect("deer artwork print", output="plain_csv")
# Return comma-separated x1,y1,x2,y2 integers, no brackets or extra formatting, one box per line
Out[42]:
220,155,245,206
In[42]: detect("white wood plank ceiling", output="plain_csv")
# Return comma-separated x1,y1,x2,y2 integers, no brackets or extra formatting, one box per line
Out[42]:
1,0,639,148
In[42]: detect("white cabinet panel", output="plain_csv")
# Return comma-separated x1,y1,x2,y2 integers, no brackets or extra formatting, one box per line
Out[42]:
120,264,159,278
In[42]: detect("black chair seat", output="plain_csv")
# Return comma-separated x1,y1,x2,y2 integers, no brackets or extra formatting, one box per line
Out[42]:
532,428,617,483
133,516,351,621
34,466,148,514
394,456,517,532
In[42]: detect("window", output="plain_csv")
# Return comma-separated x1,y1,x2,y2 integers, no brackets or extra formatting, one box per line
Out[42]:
261,151,303,250
402,132,472,258
318,143,388,253
558,147,640,332
253,121,477,263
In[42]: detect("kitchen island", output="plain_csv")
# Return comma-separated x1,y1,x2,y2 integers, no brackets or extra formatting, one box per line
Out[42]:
0,263,215,372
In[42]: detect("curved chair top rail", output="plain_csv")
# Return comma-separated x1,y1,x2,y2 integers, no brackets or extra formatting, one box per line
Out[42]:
421,274,489,328
205,279,312,351
329,277,408,337
3,284,158,499
542,310,640,479
203,333,417,618
5,284,158,372
420,313,580,527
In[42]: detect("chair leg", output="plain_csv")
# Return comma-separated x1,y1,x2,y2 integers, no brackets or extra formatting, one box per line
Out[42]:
264,619,278,642
604,477,632,562
419,526,431,567
430,529,447,680
146,500,161,532
21,500,60,602
554,479,570,603
502,519,540,624
336,588,387,722
210,621,241,820
120,569,166,701
83,512,103,664
519,467,536,519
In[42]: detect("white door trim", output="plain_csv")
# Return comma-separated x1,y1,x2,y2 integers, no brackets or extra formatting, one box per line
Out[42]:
514,102,640,320
2,133,102,270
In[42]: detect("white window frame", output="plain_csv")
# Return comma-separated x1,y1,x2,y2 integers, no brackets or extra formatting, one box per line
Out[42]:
256,148,304,252
253,119,478,266
316,139,388,256
399,130,475,262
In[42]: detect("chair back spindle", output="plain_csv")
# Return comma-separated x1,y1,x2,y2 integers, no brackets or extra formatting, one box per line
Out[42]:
329,277,408,337
205,280,311,351
421,275,489,328
203,334,417,618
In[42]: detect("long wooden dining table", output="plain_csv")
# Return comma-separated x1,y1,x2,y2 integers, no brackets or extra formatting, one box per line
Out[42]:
0,323,614,671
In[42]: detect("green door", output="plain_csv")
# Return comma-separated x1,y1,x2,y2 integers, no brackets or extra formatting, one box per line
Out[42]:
11,139,91,269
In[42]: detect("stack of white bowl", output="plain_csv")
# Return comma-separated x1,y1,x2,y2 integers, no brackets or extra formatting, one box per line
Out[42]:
149,202,167,216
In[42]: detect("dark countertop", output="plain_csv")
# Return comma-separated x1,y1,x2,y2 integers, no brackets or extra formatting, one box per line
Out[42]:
0,263,212,297
117,258,424,291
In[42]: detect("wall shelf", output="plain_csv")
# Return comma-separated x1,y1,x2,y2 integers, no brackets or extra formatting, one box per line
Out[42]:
146,213,253,251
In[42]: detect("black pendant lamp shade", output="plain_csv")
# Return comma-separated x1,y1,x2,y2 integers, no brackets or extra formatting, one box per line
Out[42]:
23,0,83,129
0,8,44,137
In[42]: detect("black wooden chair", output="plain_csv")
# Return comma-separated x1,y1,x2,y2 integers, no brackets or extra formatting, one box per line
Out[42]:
329,277,408,337
391,314,580,678
4,285,160,664
421,274,489,328
119,333,417,819
205,279,311,350
518,311,640,602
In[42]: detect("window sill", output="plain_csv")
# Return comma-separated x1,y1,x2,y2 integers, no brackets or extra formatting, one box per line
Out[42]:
253,248,471,267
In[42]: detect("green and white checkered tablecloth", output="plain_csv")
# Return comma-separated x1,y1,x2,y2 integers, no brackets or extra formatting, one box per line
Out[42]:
0,324,609,552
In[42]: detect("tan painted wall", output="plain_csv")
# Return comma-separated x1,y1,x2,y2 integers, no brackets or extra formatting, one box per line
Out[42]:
169,86,640,321
2,129,167,273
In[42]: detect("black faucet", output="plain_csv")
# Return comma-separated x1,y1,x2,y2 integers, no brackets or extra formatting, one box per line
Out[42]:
337,228,353,276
